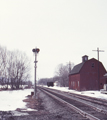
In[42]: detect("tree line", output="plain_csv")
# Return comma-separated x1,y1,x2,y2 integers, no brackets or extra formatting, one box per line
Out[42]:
38,62,74,87
0,45,31,90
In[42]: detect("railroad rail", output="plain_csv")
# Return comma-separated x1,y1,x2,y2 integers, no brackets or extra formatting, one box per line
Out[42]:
40,86,107,108
38,86,107,120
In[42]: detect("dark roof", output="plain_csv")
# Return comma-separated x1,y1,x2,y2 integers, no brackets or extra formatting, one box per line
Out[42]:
70,62,84,75
70,58,105,75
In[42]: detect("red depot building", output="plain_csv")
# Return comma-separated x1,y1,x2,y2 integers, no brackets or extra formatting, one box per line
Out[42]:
69,55,107,91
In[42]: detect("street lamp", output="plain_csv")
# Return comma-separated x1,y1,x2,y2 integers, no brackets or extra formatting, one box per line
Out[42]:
32,48,40,98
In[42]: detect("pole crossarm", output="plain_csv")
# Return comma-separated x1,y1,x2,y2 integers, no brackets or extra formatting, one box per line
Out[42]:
92,47,104,61
92,50,104,52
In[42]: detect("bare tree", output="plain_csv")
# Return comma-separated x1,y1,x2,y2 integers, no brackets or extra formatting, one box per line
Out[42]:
37,62,74,87
55,63,74,87
7,50,31,89
0,46,9,89
0,46,7,77
0,45,31,90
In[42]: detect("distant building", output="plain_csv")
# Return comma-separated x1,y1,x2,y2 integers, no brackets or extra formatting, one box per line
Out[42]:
69,55,106,91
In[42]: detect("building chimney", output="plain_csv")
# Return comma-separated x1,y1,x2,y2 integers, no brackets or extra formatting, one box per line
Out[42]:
82,55,88,62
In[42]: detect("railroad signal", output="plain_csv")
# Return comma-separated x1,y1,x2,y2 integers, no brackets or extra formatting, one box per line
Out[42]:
32,48,40,53
32,47,40,99
36,48,40,53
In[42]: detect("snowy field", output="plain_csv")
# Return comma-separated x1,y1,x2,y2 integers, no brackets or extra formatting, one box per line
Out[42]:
0,89,33,111
0,86,107,112
43,86,107,100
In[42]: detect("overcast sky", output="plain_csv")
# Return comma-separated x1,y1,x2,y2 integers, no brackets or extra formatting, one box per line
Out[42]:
0,0,107,80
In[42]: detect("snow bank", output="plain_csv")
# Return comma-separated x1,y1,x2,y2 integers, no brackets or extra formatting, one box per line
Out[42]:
0,89,33,111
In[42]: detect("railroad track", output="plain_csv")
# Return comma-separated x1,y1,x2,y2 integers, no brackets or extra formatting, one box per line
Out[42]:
38,86,107,120
40,87,107,109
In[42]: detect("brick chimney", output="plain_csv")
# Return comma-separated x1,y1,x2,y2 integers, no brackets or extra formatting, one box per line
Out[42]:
82,55,88,62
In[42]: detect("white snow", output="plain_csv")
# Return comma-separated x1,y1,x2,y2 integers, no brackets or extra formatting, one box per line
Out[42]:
0,86,107,113
0,89,33,111
44,86,107,100
12,111,29,116
21,108,38,111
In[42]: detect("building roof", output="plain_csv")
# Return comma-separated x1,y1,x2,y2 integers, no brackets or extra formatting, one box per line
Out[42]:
70,62,84,75
70,58,103,75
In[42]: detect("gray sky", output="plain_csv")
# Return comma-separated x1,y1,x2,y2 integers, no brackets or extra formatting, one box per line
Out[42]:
0,0,107,80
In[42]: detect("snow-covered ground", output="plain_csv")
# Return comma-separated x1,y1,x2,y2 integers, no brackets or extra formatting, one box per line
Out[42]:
43,86,107,100
0,89,33,111
0,86,107,113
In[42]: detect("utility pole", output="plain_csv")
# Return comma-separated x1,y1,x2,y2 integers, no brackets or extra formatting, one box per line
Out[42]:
93,48,104,61
92,47,104,90
69,61,71,74
32,48,40,98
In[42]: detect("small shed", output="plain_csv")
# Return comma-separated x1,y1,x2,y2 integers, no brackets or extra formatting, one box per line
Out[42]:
69,55,106,91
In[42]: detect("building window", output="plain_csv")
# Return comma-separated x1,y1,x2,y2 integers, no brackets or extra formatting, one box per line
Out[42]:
71,81,72,86
73,81,75,86
78,81,79,87
85,57,88,61
92,63,95,67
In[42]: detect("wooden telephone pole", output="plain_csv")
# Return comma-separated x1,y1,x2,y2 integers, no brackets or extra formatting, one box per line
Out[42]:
92,47,104,90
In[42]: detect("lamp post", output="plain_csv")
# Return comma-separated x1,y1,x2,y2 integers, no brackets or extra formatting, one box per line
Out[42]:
32,48,40,98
